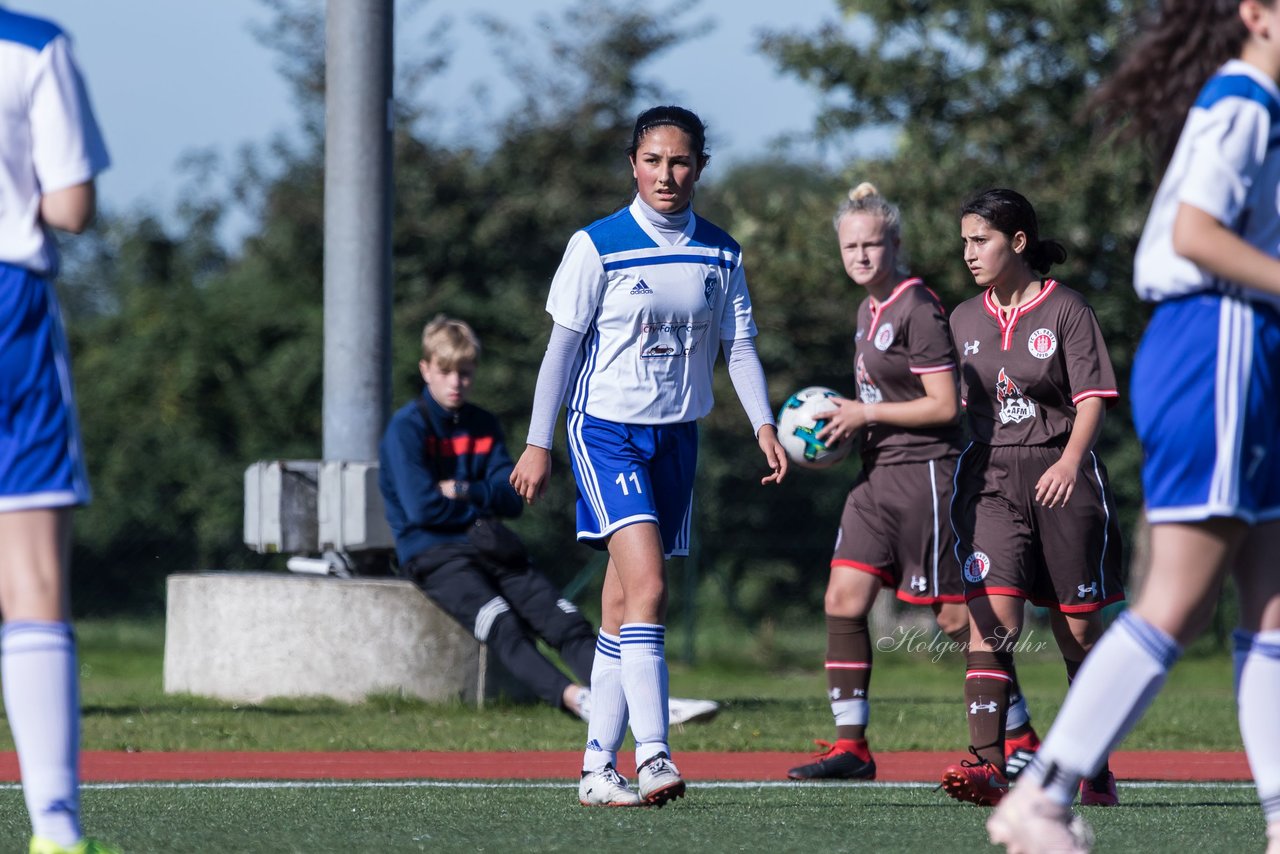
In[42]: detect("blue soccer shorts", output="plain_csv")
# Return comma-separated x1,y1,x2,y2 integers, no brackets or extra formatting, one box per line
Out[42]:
565,411,697,557
0,263,90,512
1131,292,1280,524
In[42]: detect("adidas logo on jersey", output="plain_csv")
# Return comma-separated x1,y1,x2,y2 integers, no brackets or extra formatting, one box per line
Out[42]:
629,279,654,295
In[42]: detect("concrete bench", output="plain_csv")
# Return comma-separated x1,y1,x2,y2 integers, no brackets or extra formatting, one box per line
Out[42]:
163,571,530,706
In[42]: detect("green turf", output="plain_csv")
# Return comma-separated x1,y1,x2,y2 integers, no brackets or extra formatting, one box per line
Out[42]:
46,618,1240,753
0,782,1263,853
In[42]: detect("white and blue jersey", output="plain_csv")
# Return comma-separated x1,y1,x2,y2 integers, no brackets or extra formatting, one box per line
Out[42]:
1131,59,1280,523
0,9,108,510
547,197,758,553
546,197,758,425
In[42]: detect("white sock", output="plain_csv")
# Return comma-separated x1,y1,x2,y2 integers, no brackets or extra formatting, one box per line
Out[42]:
1005,692,1031,732
1238,629,1280,823
2,622,81,847
582,631,628,774
1026,611,1180,805
620,623,669,767
831,698,868,728
1233,628,1254,693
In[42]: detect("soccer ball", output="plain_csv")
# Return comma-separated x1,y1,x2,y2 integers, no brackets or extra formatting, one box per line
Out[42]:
776,386,854,469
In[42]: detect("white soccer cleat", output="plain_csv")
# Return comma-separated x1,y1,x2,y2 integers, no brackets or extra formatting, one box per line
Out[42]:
638,752,686,806
987,780,1093,853
668,697,720,726
578,763,642,807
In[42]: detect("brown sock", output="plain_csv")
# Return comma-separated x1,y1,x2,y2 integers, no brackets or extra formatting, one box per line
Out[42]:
946,625,970,652
826,614,871,741
965,648,1013,768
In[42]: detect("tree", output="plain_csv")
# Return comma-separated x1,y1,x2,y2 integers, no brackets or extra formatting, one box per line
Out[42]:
756,0,1155,571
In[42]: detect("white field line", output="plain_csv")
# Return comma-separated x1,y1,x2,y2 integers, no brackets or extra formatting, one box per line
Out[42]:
0,780,1251,792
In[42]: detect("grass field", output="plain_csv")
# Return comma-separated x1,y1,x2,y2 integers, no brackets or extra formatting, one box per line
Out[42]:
0,618,1257,852
0,781,1263,853
52,618,1241,753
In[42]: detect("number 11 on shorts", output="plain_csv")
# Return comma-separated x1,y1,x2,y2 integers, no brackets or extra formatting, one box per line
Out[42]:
615,471,643,495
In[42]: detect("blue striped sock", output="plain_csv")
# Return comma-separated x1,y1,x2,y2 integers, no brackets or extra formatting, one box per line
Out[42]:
620,623,669,767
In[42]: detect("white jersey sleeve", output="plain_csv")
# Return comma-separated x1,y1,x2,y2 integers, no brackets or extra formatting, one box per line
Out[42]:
30,34,110,194
0,11,109,275
720,254,758,341
546,230,606,334
1134,59,1280,310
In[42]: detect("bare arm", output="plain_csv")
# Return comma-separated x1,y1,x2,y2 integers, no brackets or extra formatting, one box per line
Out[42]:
40,181,96,234
1035,396,1105,509
817,369,959,444
1173,202,1280,298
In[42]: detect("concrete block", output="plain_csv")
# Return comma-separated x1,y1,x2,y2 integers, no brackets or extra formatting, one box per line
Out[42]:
164,572,532,706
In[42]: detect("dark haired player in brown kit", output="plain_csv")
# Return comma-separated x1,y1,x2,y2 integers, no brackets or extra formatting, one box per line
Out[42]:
786,183,1039,782
940,188,1124,808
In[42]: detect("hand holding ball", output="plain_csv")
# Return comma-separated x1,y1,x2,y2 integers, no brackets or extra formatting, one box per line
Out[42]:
776,386,855,469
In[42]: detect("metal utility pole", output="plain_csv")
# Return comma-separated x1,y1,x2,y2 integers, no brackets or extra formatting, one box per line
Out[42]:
322,0,394,462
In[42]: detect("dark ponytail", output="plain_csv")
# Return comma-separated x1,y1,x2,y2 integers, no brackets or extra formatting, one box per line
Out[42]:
961,188,1066,275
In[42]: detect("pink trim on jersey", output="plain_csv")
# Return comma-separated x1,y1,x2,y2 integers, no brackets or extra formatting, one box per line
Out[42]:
825,661,871,670
983,278,1059,351
965,669,1013,682
909,362,956,375
867,277,924,329
832,559,895,585
1072,388,1119,405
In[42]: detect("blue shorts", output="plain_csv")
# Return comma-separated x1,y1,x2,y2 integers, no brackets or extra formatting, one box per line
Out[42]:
0,263,89,512
565,411,697,557
1131,293,1280,524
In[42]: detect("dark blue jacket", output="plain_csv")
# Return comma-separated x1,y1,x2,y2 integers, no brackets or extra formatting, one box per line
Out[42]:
378,391,523,565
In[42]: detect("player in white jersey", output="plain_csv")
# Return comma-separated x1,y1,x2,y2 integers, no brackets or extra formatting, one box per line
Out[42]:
989,3,1280,853
0,7,117,854
511,105,787,807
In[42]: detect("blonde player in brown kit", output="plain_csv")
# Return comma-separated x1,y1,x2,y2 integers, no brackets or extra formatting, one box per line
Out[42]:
939,188,1125,809
787,183,1039,781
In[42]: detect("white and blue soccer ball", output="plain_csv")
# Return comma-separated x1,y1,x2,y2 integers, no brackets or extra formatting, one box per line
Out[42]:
776,386,854,470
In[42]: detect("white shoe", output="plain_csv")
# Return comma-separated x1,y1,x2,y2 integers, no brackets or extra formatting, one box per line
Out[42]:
573,688,591,722
668,697,720,725
987,780,1093,853
578,763,642,807
637,752,686,806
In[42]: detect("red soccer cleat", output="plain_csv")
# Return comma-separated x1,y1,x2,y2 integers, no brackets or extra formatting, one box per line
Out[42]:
1079,769,1119,807
941,747,1010,806
1004,727,1042,782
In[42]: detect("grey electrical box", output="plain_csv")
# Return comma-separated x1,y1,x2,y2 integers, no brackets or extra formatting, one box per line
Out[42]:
243,460,320,554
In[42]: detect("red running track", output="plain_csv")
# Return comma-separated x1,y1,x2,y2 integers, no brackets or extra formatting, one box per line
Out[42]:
0,751,1250,783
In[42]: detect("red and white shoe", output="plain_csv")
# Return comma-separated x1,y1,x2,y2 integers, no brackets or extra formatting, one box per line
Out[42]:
941,747,1010,806
1004,728,1042,782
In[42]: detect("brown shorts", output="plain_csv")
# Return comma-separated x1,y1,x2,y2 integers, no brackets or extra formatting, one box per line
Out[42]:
950,442,1125,613
831,457,965,605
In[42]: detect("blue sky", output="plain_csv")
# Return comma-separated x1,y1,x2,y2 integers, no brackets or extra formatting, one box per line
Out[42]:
19,0,857,239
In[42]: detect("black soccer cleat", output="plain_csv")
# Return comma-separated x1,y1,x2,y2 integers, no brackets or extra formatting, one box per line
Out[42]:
787,740,877,780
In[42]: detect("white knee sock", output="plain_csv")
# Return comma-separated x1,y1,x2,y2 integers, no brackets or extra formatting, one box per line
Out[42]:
1006,692,1031,732
582,631,628,774
1026,611,1180,805
1238,629,1280,824
620,623,669,767
1234,628,1254,693
2,621,81,846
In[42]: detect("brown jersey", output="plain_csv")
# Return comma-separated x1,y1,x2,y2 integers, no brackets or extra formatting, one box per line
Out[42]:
853,278,963,465
948,279,1118,446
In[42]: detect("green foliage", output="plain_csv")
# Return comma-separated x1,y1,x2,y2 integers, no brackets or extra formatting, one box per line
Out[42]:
61,0,1171,626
